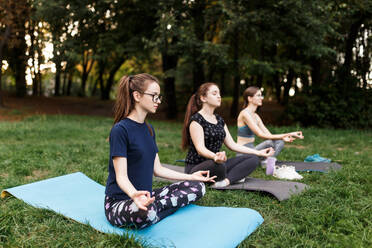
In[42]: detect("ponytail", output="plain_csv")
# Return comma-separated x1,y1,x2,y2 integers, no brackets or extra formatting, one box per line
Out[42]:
181,94,200,149
113,76,133,124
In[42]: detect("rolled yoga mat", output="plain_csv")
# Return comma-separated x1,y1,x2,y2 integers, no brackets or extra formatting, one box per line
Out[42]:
276,161,342,172
158,164,309,201
1,172,264,248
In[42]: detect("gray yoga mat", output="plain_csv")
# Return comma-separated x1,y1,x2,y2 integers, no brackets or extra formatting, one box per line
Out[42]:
276,161,342,172
157,164,309,201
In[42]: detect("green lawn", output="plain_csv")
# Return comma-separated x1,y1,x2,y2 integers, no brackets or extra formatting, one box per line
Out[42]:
1,115,371,247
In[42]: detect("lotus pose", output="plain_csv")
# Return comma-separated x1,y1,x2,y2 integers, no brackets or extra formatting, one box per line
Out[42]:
105,74,215,229
236,86,304,163
182,82,274,188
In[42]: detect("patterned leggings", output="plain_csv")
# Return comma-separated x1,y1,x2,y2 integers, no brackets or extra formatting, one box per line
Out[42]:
104,181,205,229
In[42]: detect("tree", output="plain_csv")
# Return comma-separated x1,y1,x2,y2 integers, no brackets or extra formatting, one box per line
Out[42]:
0,0,30,98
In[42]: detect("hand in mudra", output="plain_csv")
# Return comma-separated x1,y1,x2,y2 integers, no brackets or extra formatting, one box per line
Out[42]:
214,151,227,164
283,135,295,142
290,131,304,139
132,191,155,211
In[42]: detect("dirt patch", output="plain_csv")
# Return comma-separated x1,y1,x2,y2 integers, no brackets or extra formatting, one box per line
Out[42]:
286,144,306,149
25,169,50,180
0,92,285,124
0,93,115,122
0,172,9,179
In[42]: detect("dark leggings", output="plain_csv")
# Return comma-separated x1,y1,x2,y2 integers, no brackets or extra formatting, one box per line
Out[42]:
104,181,205,229
185,154,260,183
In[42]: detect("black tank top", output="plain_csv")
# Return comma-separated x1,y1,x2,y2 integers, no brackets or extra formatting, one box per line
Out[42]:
185,113,226,171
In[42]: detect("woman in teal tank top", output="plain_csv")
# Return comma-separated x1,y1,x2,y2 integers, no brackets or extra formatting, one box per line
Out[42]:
236,87,304,165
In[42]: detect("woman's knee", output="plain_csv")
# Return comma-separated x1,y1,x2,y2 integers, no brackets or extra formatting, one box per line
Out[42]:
240,154,260,166
215,164,227,180
249,155,260,168
185,180,206,198
267,140,275,147
276,140,285,147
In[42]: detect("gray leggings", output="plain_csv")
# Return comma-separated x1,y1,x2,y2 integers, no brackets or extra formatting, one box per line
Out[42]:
236,140,285,158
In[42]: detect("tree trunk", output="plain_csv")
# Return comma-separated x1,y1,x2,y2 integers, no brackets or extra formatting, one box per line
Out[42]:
62,71,68,95
0,26,11,107
13,46,27,97
36,70,42,96
310,58,321,89
340,15,366,91
91,79,98,96
54,60,61,96
256,74,263,88
191,0,206,92
192,60,205,92
274,72,281,103
67,72,72,96
101,59,124,100
206,61,216,82
219,69,226,96
79,71,87,97
230,34,240,118
162,51,178,119
0,71,4,107
301,72,310,95
97,63,105,98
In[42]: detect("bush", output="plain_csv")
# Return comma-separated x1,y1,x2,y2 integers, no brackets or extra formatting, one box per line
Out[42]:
287,86,372,129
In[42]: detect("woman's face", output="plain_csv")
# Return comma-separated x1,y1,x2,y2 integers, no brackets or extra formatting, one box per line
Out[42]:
202,85,221,107
249,90,264,106
137,82,161,114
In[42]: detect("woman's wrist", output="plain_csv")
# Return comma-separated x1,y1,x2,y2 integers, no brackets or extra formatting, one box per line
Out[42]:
188,173,194,180
211,153,217,161
127,189,137,199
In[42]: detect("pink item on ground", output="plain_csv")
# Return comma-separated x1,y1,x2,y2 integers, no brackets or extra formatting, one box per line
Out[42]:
266,157,277,175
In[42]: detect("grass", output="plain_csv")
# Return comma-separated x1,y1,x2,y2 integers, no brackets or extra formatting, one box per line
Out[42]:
0,115,371,247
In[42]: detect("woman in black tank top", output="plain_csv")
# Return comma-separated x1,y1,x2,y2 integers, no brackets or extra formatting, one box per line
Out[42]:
181,83,275,188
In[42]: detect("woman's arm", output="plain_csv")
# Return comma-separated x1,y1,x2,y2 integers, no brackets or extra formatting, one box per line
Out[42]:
224,125,275,157
113,157,154,210
243,112,287,140
153,154,216,182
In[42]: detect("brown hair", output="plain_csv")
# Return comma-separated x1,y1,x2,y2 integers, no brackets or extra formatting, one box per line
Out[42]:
113,73,159,135
242,86,260,108
181,82,218,150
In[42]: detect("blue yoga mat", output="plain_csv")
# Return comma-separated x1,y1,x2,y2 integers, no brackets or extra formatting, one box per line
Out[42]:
1,172,264,248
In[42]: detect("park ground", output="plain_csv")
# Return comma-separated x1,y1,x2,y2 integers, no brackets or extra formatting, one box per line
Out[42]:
0,95,371,247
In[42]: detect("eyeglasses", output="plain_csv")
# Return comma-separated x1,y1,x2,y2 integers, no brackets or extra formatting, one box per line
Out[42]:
142,92,163,103
254,94,264,98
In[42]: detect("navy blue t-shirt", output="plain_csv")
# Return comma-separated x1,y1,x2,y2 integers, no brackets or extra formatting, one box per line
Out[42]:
105,118,158,200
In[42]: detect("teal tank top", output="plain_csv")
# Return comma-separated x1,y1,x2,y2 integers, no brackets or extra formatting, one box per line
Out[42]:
237,125,255,138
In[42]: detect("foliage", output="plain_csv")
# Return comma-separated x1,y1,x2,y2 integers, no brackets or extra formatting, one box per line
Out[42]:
0,115,372,247
1,0,371,127
287,86,372,129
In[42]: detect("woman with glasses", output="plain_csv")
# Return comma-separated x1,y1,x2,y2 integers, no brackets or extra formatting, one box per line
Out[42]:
104,73,216,229
236,86,304,164
181,83,274,188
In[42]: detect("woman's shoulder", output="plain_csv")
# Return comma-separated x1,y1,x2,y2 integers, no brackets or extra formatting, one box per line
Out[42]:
240,109,258,120
111,120,128,133
190,112,204,123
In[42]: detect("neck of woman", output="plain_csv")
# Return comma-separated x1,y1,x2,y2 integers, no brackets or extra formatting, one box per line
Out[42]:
128,107,147,123
246,104,257,114
199,105,215,117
